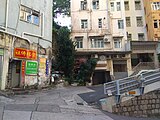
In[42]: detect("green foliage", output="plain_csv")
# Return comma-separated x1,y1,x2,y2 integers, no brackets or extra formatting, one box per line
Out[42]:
158,54,160,62
53,0,70,17
76,58,97,85
53,26,76,84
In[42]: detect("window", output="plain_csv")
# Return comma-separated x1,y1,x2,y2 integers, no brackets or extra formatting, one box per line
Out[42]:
76,37,83,48
114,38,122,48
20,5,40,25
136,17,143,27
126,17,131,27
81,1,87,10
118,20,124,29
81,19,88,29
124,1,129,11
127,33,132,41
135,1,141,10
152,2,160,10
110,2,114,11
138,33,145,41
117,2,121,11
154,20,158,28
92,0,99,9
91,38,104,48
98,18,102,28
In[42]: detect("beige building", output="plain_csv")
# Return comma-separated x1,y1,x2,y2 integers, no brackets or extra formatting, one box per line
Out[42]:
71,0,132,84
143,0,160,41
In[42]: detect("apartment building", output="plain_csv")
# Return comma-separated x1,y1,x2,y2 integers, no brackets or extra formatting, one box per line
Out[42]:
143,0,160,41
0,0,52,90
120,0,159,70
71,0,132,84
124,0,147,41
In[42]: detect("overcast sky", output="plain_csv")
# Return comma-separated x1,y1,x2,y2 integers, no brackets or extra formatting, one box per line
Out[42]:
54,14,71,29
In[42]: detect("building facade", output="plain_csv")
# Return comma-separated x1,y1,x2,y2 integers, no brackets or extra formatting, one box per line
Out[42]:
0,0,52,90
124,0,148,41
71,0,132,84
143,0,160,41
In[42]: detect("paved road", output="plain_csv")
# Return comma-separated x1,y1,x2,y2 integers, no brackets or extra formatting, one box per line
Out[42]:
0,85,159,120
78,85,160,120
0,85,113,120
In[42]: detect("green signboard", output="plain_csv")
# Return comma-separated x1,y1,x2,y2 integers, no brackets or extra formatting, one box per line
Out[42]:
0,49,4,56
26,61,38,75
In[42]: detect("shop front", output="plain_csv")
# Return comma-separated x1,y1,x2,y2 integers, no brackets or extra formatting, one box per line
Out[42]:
7,47,38,88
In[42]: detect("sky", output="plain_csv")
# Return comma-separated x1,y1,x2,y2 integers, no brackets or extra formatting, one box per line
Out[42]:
54,14,71,29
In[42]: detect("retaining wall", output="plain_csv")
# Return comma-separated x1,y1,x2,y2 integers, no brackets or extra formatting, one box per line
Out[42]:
112,89,160,117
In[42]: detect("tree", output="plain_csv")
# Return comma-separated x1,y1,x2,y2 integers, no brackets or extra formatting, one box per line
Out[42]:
53,0,70,17
75,58,97,85
53,26,76,84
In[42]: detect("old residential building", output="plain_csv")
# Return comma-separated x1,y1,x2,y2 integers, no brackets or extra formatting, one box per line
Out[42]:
124,0,147,41
71,0,132,84
143,0,160,41
0,0,52,90
124,0,159,71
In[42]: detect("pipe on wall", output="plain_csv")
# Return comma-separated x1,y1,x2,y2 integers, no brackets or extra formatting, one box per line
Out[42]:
0,0,9,31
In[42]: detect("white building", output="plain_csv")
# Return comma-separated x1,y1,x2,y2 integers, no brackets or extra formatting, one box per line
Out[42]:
71,0,132,84
124,0,147,41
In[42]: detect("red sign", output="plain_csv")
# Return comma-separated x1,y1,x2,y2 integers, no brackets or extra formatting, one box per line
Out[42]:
14,48,37,60
21,61,25,85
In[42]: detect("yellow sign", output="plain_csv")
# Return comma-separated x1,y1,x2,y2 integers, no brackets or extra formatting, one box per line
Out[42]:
39,58,46,69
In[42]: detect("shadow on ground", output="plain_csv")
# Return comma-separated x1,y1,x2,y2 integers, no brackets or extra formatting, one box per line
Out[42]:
78,85,105,105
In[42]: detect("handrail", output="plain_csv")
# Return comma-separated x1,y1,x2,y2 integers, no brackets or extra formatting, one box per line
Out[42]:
104,69,160,103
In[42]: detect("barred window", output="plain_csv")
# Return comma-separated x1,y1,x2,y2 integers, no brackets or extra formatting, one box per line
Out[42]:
126,17,131,27
136,17,143,27
135,1,141,10
124,1,129,11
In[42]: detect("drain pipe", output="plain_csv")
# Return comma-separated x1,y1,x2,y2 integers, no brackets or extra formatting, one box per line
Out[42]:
0,0,9,31
5,0,9,31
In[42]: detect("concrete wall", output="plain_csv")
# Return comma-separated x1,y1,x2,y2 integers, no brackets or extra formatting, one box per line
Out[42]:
0,0,52,48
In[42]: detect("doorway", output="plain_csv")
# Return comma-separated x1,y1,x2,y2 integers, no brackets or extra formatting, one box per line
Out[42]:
8,60,21,88
92,71,111,85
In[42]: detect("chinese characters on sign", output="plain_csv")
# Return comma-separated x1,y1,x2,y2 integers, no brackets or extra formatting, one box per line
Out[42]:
26,61,38,75
21,61,25,85
14,48,37,60
46,60,49,76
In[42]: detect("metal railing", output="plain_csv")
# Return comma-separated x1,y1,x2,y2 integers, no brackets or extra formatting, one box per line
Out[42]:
104,69,160,103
